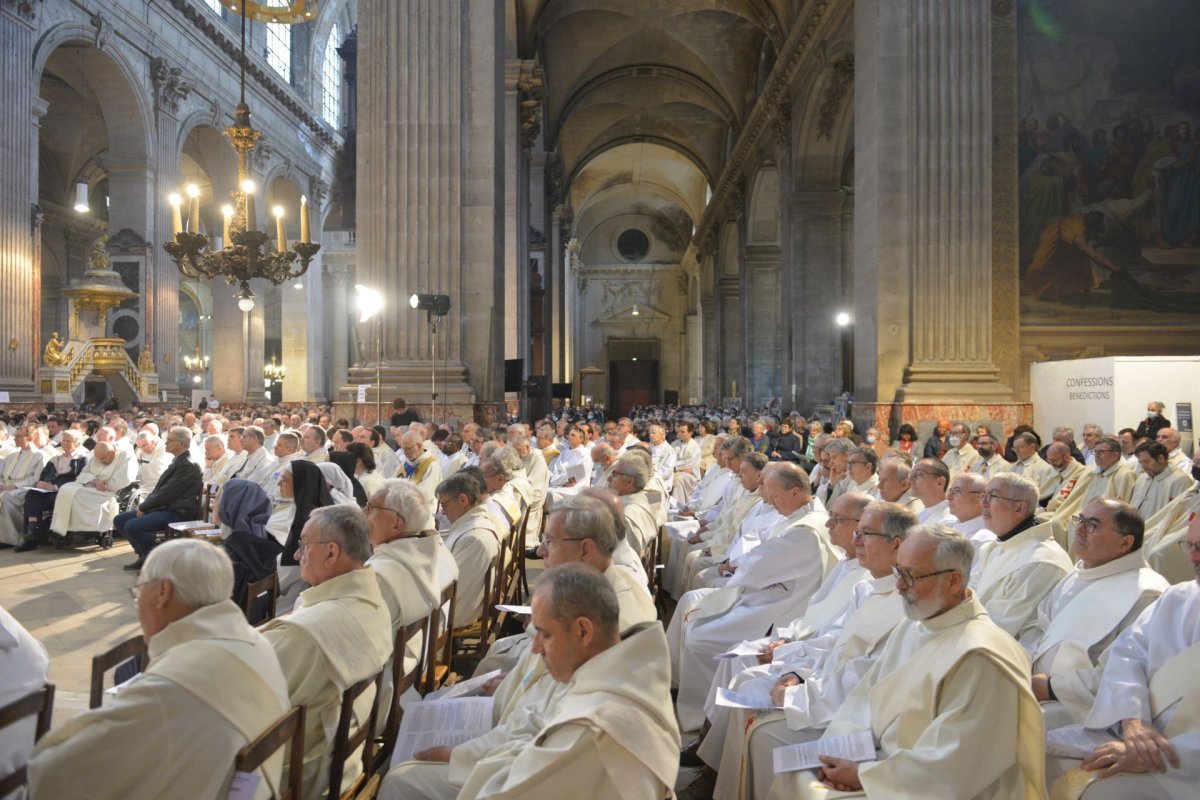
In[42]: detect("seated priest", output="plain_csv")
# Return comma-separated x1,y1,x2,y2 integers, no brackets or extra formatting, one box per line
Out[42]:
480,447,526,533
452,563,680,800
910,458,953,524
8,428,88,551
1141,483,1200,583
202,433,239,490
0,603,49,792
130,430,172,506
668,462,838,734
946,472,995,563
47,440,136,539
875,458,924,516
688,500,915,800
380,493,657,800
1009,431,1058,503
765,525,1045,800
1049,512,1200,800
1130,441,1193,520
437,471,502,627
0,426,51,546
1045,441,1090,514
113,426,204,572
260,505,393,800
677,449,765,595
28,539,291,800
234,426,280,493
608,452,660,555
974,473,1073,638
1020,498,1168,730
399,429,442,504
1049,436,1138,548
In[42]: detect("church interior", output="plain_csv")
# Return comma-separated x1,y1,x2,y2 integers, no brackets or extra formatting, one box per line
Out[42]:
1,0,1199,798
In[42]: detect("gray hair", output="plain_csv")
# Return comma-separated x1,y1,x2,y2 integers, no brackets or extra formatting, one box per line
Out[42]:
722,435,752,457
59,428,81,444
484,445,521,480
616,452,651,491
509,431,530,448
535,563,619,637
136,430,159,446
955,472,987,492
242,425,265,445
168,426,193,447
1082,423,1103,435
437,472,482,506
374,479,430,533
591,442,616,462
204,434,227,450
552,494,618,555
823,438,854,457
881,458,911,482
989,472,1039,510
1054,425,1076,442
866,500,919,540
307,504,373,564
276,431,300,453
910,523,974,576
141,539,234,607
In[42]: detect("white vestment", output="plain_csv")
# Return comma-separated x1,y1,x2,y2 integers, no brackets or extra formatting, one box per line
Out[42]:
651,441,677,493
1130,467,1193,520
620,491,659,555
48,450,137,534
975,519,1073,638
1045,459,1089,513
974,454,1013,480
444,506,503,625
944,443,982,477
672,437,702,504
916,499,955,525
1142,486,1200,584
0,605,49,797
236,447,280,493
1011,453,1058,501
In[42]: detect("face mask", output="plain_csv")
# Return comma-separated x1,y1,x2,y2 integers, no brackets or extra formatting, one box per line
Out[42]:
948,436,961,448
866,435,877,444
1147,411,1158,419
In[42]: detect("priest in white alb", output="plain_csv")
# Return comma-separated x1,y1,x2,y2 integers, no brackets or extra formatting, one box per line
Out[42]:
1129,441,1193,520
1050,436,1138,549
1141,484,1200,584
1020,499,1169,729
672,420,703,504
399,430,443,506
608,453,660,555
0,427,50,545
910,458,954,524
28,540,291,800
437,472,502,627
261,505,393,800
765,525,1046,800
47,440,137,536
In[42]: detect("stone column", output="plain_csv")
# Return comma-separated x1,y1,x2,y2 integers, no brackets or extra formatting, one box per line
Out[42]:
151,107,182,398
791,187,850,411
855,0,1012,407
324,261,350,404
0,4,38,398
354,0,505,418
717,276,741,402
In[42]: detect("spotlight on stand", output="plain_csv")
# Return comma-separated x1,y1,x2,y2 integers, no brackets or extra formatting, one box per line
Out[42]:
408,293,452,421
408,293,451,317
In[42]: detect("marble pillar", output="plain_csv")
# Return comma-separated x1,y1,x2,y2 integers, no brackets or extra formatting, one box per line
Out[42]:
324,262,350,404
743,245,782,407
717,276,741,402
0,5,38,398
854,0,1012,406
353,0,506,415
151,107,182,398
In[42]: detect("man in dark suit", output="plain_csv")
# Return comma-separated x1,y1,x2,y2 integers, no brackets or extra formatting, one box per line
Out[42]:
114,426,203,571
1133,400,1171,441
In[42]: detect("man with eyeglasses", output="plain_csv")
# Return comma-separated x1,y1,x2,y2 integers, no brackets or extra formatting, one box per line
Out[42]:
1131,441,1193,519
607,452,659,556
876,458,924,516
1140,481,1200,584
1010,431,1058,503
685,501,914,800
681,452,770,593
669,463,838,734
767,524,1045,800
1050,436,1138,550
946,473,994,565
1020,498,1168,733
972,433,1012,480
1050,513,1200,800
974,473,1073,638
842,446,881,499
29,539,292,800
910,458,954,525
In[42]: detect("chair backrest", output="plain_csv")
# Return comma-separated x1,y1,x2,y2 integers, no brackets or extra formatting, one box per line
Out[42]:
642,531,660,600
327,671,384,800
374,616,428,769
233,705,306,800
243,571,279,625
423,580,457,694
0,683,55,798
89,635,148,709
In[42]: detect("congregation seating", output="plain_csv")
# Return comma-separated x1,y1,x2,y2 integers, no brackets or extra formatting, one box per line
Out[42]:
88,634,147,709
327,672,385,800
423,581,458,695
233,705,306,800
0,684,55,797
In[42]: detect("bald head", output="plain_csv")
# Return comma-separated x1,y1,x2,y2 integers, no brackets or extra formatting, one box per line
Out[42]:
1046,441,1072,470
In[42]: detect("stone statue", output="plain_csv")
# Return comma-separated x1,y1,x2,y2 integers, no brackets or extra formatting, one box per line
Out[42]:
88,235,110,271
43,332,68,366
137,346,154,374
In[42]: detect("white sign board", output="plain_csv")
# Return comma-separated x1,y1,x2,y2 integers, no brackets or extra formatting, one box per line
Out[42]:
356,384,369,403
0,391,9,403
1031,356,1200,451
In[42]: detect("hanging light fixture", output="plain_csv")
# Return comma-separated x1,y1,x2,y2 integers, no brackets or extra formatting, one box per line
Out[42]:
163,0,319,312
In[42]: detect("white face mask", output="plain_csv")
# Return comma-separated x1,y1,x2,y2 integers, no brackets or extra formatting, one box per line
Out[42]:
1146,411,1157,419
866,435,877,444
948,436,962,448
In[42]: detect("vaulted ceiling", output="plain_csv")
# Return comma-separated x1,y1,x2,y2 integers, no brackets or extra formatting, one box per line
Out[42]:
517,0,795,259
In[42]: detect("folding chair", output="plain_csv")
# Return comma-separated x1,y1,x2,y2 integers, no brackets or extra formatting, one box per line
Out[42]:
452,548,504,671
233,705,306,800
243,571,279,625
89,635,148,708
422,581,458,694
327,670,385,800
0,683,55,797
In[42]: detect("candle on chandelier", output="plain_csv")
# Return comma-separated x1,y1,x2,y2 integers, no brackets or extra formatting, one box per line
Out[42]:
300,194,310,244
241,180,257,232
168,193,183,237
185,184,200,233
273,206,287,253
221,204,233,248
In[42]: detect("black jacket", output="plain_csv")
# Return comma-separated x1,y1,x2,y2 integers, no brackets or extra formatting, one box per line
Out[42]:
38,455,89,487
138,451,203,518
1134,415,1170,441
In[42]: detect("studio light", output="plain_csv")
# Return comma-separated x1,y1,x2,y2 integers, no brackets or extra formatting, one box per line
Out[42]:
408,293,451,316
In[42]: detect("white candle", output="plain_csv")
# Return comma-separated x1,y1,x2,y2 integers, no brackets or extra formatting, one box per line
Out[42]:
300,195,310,244
185,184,200,233
168,193,183,237
273,206,287,253
221,204,233,247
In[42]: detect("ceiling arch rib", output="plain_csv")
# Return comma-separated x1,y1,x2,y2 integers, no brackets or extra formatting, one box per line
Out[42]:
568,135,714,193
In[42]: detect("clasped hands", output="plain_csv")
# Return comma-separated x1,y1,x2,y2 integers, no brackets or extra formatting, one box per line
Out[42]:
1081,718,1179,778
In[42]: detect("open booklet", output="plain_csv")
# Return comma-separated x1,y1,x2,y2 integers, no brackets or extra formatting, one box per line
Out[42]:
390,696,495,767
1045,725,1119,758
773,730,877,774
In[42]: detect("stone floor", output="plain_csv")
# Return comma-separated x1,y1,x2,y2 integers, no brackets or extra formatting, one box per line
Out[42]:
1,539,142,725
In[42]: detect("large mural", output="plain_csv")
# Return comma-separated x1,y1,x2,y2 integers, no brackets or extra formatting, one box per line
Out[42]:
1018,0,1200,318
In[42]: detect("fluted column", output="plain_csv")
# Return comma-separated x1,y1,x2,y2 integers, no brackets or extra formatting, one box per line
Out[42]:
354,0,505,413
791,188,849,410
325,262,350,399
855,0,1011,404
0,5,38,398
151,108,182,397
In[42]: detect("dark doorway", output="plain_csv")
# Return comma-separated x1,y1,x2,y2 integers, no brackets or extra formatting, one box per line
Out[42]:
609,359,658,415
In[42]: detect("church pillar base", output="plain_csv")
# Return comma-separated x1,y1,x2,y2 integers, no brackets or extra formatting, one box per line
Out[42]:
337,359,478,425
854,401,1033,443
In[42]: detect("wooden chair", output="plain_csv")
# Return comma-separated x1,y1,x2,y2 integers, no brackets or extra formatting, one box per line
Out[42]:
514,508,533,602
372,616,428,772
233,705,306,800
327,670,384,800
642,532,659,602
89,635,148,709
452,547,504,670
422,580,458,694
162,486,214,540
0,683,55,798
243,571,279,625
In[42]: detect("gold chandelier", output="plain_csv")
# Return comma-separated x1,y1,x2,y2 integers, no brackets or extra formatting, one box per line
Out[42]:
163,0,319,311
263,355,286,382
219,0,317,24
182,346,210,384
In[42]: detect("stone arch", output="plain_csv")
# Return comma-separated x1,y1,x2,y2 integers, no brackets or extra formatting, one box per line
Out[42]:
745,163,781,245
789,41,855,188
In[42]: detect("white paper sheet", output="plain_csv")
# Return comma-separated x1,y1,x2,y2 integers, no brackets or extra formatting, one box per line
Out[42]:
1045,725,1118,758
715,687,778,709
425,669,503,701
773,730,877,774
390,697,494,767
495,604,532,615
715,640,765,659
225,772,262,800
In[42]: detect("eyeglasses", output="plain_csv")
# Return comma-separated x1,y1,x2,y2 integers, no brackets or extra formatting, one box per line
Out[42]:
364,503,399,516
538,534,587,547
1069,515,1103,535
1177,541,1200,555
852,529,891,541
892,566,956,585
296,539,336,554
983,492,1021,505
827,515,861,526
847,459,869,467
947,488,983,498
129,579,161,600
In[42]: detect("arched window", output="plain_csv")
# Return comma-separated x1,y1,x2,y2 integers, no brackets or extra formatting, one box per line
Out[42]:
321,23,341,126
203,0,223,15
264,1,292,81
